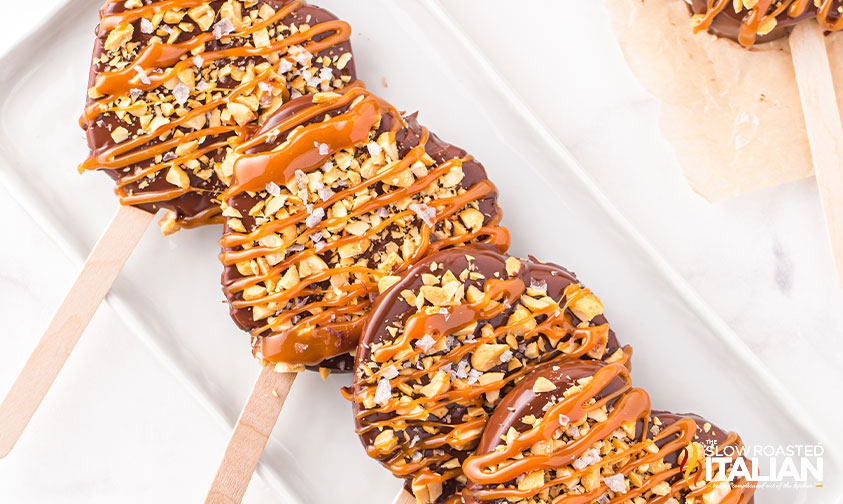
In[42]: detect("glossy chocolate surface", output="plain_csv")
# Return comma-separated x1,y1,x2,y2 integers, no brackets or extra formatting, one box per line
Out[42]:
81,0,355,229
220,88,508,371
351,247,626,502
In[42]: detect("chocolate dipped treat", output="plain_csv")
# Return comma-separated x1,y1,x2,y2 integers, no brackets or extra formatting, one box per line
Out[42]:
350,246,629,503
462,361,755,504
686,0,843,46
80,0,355,232
219,86,509,372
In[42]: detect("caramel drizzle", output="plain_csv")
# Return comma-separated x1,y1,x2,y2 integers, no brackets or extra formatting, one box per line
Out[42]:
352,277,613,492
219,86,509,364
462,364,754,504
693,0,842,46
80,0,351,226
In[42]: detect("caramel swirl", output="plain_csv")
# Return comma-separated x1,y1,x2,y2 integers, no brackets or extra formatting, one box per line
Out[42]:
350,247,629,503
688,0,843,46
462,361,755,504
219,88,509,370
80,0,355,231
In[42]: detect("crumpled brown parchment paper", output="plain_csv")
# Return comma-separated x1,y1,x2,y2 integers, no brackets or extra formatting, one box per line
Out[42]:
607,0,843,201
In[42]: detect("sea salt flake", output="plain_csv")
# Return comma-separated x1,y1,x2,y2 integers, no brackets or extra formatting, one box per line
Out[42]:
196,80,208,91
305,207,325,228
315,142,330,155
603,474,627,494
378,207,389,218
134,65,151,85
258,81,273,92
213,18,235,39
557,414,570,427
288,244,305,252
374,378,392,404
595,495,610,504
265,182,281,196
573,448,600,470
277,58,293,73
416,334,436,352
140,18,153,34
467,369,482,385
193,55,204,67
455,360,469,379
319,67,333,81
288,45,312,65
499,349,513,362
162,152,177,162
409,203,436,227
173,83,190,105
311,231,323,243
295,169,308,190
566,424,581,439
318,186,334,201
129,88,142,100
530,279,547,294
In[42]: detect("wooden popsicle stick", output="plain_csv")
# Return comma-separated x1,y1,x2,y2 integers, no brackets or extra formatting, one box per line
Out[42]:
0,204,154,458
393,489,416,504
205,365,297,504
789,21,843,286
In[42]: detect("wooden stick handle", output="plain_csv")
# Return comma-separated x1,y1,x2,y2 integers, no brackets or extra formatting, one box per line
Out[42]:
205,365,297,504
789,22,843,286
393,489,416,504
0,205,153,458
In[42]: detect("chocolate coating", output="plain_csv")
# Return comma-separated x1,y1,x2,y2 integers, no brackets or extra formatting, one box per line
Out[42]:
463,360,755,504
220,89,508,371
351,246,627,503
81,0,356,229
686,0,843,46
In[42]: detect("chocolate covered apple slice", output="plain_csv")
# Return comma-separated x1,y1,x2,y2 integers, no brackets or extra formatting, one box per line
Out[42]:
462,360,755,504
350,246,629,503
219,85,509,372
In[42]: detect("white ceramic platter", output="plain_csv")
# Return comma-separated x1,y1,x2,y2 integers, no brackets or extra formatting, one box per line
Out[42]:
0,0,838,502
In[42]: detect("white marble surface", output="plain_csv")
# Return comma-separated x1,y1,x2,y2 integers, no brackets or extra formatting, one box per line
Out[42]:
0,1,841,502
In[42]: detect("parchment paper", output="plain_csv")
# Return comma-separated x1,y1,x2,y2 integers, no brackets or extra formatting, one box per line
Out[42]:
607,0,843,201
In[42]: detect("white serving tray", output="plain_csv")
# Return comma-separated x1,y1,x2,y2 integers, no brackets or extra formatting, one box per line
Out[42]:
0,0,838,502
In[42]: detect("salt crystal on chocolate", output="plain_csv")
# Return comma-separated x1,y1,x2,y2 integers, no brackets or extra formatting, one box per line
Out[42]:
603,474,627,494
573,448,600,470
305,207,325,228
416,334,436,352
409,203,436,227
374,378,392,405
266,182,281,197
173,83,190,106
530,279,547,294
212,18,235,39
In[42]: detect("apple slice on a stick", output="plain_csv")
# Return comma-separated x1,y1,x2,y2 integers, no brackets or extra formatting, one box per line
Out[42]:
206,366,296,504
0,204,153,457
208,82,509,502
789,21,843,286
0,0,358,458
